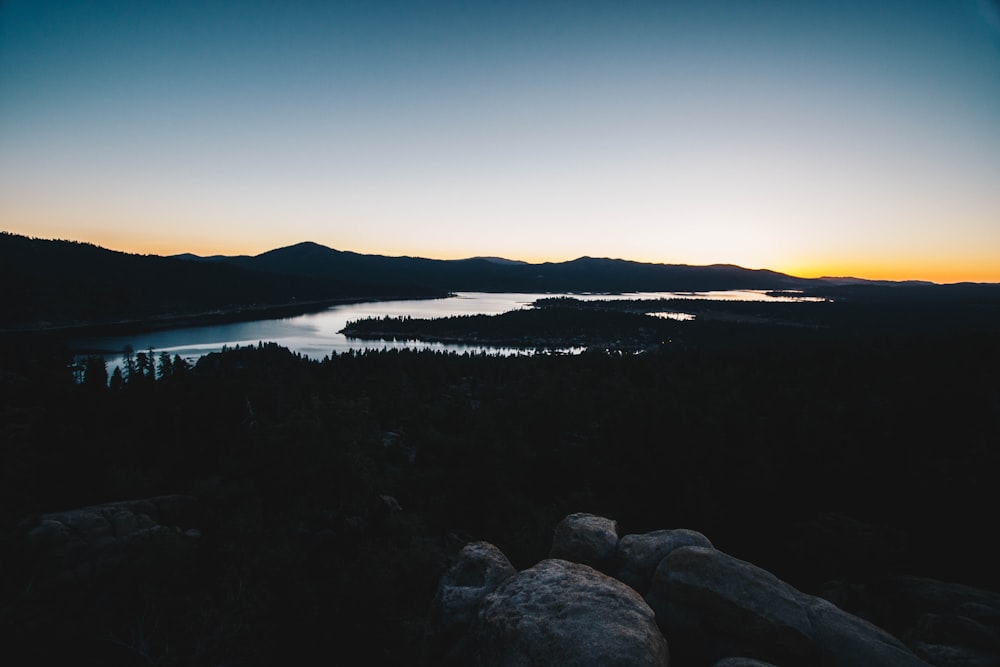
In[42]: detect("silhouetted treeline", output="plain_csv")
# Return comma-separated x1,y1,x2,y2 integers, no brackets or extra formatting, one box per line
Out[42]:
0,232,443,330
2,324,999,663
539,294,1000,336
342,291,1000,352
342,308,679,349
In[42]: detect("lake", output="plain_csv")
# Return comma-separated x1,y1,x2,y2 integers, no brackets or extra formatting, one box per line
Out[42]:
72,290,820,371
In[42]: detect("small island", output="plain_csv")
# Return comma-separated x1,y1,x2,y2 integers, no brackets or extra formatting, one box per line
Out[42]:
340,303,683,351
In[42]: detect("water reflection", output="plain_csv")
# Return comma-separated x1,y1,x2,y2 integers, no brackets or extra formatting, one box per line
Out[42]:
634,290,825,303
72,290,817,370
648,312,696,321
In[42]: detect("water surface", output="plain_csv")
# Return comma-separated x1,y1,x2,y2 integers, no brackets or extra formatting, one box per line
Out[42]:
72,290,817,370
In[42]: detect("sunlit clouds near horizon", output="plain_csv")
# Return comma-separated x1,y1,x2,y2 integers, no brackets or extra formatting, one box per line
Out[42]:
2,0,999,282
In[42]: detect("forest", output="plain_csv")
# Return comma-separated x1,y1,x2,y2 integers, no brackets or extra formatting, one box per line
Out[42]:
342,288,1000,350
0,233,442,331
2,308,999,663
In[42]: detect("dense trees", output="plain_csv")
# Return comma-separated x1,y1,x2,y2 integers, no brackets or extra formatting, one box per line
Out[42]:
1,327,999,663
0,232,443,331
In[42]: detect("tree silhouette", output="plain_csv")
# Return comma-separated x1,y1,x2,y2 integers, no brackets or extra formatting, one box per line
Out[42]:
82,355,108,390
109,365,124,390
123,345,136,384
158,351,173,380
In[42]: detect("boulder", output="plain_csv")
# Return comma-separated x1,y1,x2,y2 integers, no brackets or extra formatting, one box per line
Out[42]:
22,495,200,587
911,612,1000,654
884,576,1000,619
647,545,816,666
473,558,668,666
647,545,931,667
804,595,931,667
422,541,517,665
911,641,1000,667
617,528,713,594
549,512,619,573
880,577,1000,667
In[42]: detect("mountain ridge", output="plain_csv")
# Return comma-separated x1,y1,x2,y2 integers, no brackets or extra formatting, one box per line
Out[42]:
175,240,825,293
5,231,1000,334
0,233,441,331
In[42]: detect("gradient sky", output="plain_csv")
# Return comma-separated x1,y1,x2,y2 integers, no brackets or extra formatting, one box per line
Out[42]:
2,0,1000,282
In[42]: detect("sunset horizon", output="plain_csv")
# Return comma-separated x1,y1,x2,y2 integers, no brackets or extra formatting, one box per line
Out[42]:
3,226,996,285
3,1,999,286
4,4,1000,659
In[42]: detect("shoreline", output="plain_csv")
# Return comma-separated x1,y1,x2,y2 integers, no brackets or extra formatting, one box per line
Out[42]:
0,293,450,340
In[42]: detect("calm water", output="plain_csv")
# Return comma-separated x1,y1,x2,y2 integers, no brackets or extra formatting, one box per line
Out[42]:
72,290,819,370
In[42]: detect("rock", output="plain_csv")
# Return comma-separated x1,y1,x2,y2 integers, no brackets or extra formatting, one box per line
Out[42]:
913,613,1000,653
712,659,781,667
907,611,1000,667
885,576,1000,619
108,509,138,537
421,518,986,666
647,545,930,667
862,576,1000,667
22,495,200,588
805,595,931,667
472,558,668,666
146,494,199,525
617,528,713,594
647,545,816,665
549,513,619,573
911,641,1000,667
422,541,517,665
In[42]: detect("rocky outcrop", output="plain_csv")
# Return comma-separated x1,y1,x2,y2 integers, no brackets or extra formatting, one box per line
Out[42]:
422,541,517,665
21,495,200,588
425,513,989,666
805,594,933,667
549,512,619,573
828,575,1000,667
617,528,714,594
472,559,669,666
647,545,930,667
646,545,816,665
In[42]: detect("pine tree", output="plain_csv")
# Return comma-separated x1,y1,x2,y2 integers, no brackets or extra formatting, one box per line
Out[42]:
158,351,173,380
123,345,136,384
109,366,124,390
82,355,108,390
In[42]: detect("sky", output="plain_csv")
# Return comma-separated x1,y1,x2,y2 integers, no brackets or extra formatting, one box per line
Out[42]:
2,0,1000,282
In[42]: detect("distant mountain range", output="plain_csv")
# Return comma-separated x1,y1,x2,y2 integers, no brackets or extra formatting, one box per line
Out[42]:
175,240,823,293
3,232,998,331
0,233,438,330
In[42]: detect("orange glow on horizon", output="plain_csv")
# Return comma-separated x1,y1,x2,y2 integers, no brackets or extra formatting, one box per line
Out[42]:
781,261,1000,285
5,226,998,285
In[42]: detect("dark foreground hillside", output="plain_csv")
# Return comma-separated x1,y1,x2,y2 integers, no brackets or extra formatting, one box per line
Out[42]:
1,326,998,663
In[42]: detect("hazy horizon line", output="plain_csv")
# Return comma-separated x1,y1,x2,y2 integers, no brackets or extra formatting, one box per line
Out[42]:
9,229,998,287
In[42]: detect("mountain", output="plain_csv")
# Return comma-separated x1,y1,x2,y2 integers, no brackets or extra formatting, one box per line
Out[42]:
195,241,825,293
0,233,440,330
818,276,936,287
467,256,530,266
10,232,997,332
800,281,1000,303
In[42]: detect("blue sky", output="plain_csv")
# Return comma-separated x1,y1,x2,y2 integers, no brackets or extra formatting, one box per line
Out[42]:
2,0,1000,281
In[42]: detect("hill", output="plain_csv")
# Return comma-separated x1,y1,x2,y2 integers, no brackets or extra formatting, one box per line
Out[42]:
0,233,441,331
193,241,825,293
9,232,999,333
